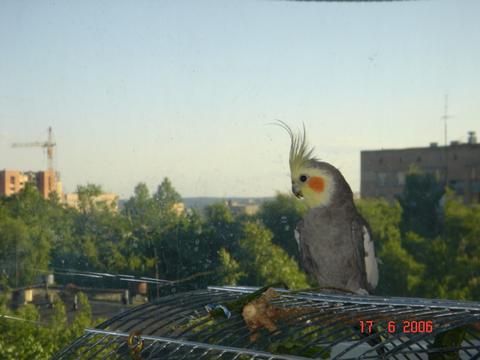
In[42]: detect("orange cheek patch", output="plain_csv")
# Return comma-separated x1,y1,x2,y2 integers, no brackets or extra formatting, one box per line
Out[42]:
308,176,325,193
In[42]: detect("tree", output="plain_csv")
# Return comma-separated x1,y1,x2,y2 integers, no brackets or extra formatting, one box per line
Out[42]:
156,211,206,283
0,217,51,287
416,192,480,300
257,193,306,262
217,248,245,285
76,183,104,213
66,292,94,340
356,198,424,296
397,167,444,238
0,304,49,359
203,203,236,252
235,222,309,290
0,217,30,287
153,177,181,212
375,233,425,297
0,294,98,359
122,183,158,274
123,183,156,226
3,183,50,227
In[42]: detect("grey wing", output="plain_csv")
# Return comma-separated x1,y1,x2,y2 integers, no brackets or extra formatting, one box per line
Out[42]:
352,216,379,293
294,227,301,251
295,220,315,276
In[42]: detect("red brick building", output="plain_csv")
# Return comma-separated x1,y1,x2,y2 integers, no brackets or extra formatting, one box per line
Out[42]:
0,169,61,199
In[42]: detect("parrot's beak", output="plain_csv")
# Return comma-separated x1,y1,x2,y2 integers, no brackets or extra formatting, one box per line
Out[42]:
292,184,303,199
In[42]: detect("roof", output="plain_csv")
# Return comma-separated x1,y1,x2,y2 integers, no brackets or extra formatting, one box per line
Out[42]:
361,143,480,154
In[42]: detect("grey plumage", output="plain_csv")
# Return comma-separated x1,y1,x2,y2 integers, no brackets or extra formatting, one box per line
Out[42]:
295,160,378,294
270,116,381,295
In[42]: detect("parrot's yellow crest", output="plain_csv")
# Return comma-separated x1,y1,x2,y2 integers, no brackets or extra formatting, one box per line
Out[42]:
275,120,317,176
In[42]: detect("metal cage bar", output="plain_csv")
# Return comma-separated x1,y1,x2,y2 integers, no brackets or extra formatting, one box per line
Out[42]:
54,286,480,359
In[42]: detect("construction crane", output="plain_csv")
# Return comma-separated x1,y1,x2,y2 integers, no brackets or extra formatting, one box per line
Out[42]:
11,127,56,172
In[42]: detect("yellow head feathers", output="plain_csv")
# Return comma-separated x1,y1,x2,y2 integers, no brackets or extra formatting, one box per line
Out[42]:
274,120,317,175
275,120,337,208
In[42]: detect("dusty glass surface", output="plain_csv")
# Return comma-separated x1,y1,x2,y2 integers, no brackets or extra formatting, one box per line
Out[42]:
0,1,479,358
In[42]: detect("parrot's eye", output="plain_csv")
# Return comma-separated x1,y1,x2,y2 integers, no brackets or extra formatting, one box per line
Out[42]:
299,175,308,182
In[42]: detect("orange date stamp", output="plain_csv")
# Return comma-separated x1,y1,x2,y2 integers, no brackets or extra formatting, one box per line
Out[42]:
359,320,433,334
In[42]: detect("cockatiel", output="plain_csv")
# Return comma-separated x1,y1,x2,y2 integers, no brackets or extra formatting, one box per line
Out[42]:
278,121,378,295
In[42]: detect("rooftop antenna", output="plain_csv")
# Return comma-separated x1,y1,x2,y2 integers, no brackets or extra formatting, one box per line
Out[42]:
441,94,452,147
441,95,453,184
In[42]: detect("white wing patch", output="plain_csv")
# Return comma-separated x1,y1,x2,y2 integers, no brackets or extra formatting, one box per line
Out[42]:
294,228,301,251
363,226,379,289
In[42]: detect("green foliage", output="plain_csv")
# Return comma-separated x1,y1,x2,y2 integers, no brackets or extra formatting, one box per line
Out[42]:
397,167,444,238
376,234,425,296
203,202,237,253
76,183,104,212
153,177,181,211
355,198,402,242
258,193,306,261
267,326,332,359
123,182,156,226
235,222,309,289
122,179,187,283
2,171,480,356
0,294,97,359
217,248,245,285
429,327,466,360
0,305,49,359
0,216,52,287
77,183,103,198
156,211,210,284
356,198,424,296
67,292,94,340
407,192,480,300
358,172,480,301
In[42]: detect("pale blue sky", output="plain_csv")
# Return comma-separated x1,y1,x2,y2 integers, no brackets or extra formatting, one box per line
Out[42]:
0,0,479,198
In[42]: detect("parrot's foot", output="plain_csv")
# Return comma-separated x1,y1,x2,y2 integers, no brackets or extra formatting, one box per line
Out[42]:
354,288,369,296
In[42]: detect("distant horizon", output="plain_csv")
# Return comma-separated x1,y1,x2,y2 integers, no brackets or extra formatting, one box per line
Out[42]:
1,134,476,199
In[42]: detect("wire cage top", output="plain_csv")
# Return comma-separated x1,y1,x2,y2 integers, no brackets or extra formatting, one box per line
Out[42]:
54,286,480,359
